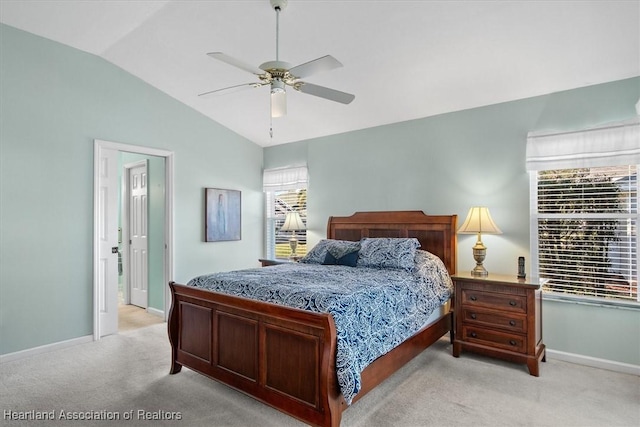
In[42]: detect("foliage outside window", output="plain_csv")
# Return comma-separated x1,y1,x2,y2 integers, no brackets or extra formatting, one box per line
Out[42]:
534,165,638,302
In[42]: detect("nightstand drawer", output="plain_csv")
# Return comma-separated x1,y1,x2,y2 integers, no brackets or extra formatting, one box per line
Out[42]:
461,289,526,313
461,308,527,333
462,326,526,353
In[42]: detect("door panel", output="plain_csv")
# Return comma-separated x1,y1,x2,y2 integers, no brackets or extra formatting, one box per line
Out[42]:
129,163,148,309
98,147,119,337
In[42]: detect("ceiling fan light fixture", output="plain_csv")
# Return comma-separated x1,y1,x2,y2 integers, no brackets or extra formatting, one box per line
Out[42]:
270,78,285,93
271,79,287,117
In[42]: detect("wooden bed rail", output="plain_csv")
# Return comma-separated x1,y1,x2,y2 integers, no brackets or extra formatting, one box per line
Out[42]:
168,281,344,427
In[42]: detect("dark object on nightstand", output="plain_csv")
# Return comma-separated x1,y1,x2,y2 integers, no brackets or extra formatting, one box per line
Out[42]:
452,272,546,376
518,256,526,279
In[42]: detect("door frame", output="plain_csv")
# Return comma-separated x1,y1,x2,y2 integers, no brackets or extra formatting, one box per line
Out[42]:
93,139,174,340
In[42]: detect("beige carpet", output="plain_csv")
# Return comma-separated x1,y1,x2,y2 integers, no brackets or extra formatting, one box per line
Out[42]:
118,304,164,332
1,323,638,427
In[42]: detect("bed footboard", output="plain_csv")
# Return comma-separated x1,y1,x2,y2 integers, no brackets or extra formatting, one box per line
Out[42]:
168,282,344,427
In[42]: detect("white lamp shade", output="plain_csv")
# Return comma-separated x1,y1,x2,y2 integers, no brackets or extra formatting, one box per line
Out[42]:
281,211,305,231
458,207,502,235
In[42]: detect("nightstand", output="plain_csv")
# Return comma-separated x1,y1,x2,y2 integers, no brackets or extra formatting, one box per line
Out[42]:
452,272,546,376
258,258,294,267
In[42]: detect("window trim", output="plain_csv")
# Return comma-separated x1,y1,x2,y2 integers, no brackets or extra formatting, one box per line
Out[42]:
542,291,640,311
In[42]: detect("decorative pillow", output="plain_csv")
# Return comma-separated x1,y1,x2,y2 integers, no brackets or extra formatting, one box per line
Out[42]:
356,237,421,270
322,249,360,267
300,239,361,264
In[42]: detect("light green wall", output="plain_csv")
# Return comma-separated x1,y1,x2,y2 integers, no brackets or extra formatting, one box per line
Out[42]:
543,300,639,364
0,24,264,355
265,77,640,366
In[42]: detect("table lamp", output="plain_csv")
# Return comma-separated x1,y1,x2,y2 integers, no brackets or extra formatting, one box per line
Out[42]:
281,211,305,259
458,207,502,276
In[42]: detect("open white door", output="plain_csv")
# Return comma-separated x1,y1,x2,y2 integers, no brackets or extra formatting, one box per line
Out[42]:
96,146,119,337
94,139,174,341
128,162,149,308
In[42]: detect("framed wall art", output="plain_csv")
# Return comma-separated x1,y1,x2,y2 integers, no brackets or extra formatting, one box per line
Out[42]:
205,188,241,242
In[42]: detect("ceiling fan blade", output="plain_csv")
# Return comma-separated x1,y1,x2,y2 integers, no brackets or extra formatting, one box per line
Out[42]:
295,82,355,105
198,82,262,97
207,52,264,75
288,55,343,79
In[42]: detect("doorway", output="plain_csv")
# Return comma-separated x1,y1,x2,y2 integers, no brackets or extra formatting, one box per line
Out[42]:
93,139,174,339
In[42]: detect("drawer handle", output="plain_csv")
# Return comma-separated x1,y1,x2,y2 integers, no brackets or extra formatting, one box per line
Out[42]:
509,320,516,326
470,332,477,338
470,313,477,319
509,300,517,306
509,340,517,346
470,295,477,301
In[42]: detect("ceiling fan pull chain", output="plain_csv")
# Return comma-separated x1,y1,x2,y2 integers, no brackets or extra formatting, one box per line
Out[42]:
270,115,274,139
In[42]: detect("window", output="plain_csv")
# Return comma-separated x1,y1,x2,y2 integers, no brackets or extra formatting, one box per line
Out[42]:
527,118,640,303
533,166,637,301
263,167,307,259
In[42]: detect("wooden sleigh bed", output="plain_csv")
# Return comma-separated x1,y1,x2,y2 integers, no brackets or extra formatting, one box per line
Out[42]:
168,211,457,427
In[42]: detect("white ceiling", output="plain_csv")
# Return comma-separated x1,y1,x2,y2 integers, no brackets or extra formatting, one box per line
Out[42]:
1,0,638,147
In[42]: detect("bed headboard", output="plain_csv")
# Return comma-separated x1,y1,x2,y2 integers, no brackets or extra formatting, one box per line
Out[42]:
327,211,457,275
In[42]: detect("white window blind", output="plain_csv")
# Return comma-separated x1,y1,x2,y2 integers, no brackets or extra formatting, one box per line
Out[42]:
528,118,639,303
526,117,640,171
263,167,308,259
263,166,308,192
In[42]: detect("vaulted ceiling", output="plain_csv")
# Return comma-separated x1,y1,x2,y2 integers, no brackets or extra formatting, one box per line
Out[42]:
1,1,638,146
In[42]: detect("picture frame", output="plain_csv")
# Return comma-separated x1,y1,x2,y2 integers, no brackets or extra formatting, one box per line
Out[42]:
205,188,241,242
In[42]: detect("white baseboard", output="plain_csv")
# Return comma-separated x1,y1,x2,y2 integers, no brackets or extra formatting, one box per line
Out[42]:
547,349,640,376
0,335,94,364
147,306,165,318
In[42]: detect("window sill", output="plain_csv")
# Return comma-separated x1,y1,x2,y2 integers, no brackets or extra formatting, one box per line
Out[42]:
542,292,640,311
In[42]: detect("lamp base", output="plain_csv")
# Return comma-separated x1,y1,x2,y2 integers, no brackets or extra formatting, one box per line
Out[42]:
471,265,489,277
471,243,488,277
288,237,298,260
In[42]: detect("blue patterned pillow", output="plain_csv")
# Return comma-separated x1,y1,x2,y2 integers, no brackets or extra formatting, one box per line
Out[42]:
356,237,420,270
300,239,361,264
322,249,360,267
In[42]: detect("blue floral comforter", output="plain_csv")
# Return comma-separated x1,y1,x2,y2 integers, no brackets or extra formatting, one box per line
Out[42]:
187,250,452,404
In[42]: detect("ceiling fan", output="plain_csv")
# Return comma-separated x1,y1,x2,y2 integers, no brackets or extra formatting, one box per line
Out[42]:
198,0,355,119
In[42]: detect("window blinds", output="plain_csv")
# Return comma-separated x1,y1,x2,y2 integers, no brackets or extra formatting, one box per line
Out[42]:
526,116,640,171
263,166,308,192
536,166,637,301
